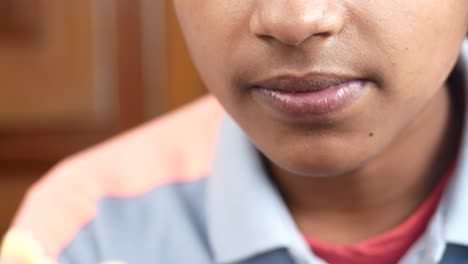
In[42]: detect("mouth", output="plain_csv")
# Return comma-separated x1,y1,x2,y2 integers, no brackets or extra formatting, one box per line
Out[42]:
250,74,369,117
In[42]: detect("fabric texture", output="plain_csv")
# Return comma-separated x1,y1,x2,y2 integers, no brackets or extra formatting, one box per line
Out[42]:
305,162,455,264
2,39,468,264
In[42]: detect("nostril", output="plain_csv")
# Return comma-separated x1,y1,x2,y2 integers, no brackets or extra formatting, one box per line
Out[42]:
256,34,277,44
249,1,346,47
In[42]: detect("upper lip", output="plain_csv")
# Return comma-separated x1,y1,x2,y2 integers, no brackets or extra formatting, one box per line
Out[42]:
251,74,363,92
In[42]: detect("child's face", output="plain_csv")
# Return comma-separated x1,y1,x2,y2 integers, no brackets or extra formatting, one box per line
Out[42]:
174,1,468,176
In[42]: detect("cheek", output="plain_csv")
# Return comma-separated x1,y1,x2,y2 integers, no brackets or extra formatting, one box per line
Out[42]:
175,1,253,107
173,1,224,93
353,0,467,110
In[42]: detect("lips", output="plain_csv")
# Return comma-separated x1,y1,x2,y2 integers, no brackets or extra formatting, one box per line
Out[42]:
250,74,368,117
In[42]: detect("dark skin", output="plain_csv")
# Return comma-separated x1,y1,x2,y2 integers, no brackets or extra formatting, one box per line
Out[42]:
272,82,463,243
173,0,468,244
1,1,468,263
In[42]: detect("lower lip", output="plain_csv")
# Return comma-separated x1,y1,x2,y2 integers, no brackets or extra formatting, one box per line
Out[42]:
252,80,368,117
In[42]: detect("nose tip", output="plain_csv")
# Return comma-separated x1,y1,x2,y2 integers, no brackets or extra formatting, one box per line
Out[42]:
250,1,345,46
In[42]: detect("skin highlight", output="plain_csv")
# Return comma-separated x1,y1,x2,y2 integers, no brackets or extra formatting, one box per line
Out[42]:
173,0,468,243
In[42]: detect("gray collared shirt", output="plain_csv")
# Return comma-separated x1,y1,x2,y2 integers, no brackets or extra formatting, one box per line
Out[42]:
208,40,468,264
5,41,468,264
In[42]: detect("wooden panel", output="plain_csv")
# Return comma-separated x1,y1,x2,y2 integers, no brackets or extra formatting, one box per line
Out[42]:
140,0,169,117
138,0,206,117
0,0,123,165
0,0,209,236
165,1,207,109
0,0,206,160
138,0,207,118
0,0,41,41
0,0,168,238
0,168,48,235
0,0,112,128
115,0,145,129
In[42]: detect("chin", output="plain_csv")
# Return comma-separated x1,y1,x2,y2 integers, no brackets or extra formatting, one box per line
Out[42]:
264,148,371,178
275,161,360,178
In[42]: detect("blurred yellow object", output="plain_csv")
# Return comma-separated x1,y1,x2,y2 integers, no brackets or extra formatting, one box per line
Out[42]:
0,229,56,264
0,230,128,264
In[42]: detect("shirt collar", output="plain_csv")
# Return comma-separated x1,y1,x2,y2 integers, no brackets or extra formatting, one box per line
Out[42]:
206,38,468,264
413,38,468,264
206,115,321,264
443,38,468,247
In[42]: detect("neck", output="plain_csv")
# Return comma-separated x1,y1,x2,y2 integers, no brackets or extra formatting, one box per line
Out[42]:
269,84,462,244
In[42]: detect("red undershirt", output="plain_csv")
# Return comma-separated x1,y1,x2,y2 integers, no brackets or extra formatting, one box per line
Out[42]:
304,162,455,264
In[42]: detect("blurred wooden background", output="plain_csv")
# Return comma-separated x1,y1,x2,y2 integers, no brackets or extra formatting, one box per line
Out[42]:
0,0,206,235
